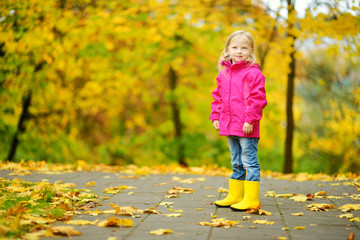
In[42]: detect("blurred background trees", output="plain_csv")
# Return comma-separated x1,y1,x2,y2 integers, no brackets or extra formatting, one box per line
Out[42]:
0,0,359,174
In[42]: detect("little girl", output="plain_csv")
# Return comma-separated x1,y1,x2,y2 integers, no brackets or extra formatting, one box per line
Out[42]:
209,30,267,211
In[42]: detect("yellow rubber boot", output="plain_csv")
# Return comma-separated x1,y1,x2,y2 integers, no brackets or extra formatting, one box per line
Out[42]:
215,179,244,207
230,181,260,211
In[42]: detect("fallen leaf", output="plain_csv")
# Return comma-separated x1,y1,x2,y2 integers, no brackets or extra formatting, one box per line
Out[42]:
265,191,276,197
290,194,308,202
158,202,174,206
86,182,96,187
339,204,360,212
65,219,99,225
306,203,336,212
164,194,179,198
167,187,195,194
314,191,328,197
87,209,103,216
275,193,294,198
149,228,173,235
347,232,355,240
103,185,136,194
22,231,45,240
97,217,133,227
118,176,139,179
163,213,182,217
252,219,275,225
141,207,162,214
337,213,354,219
282,227,290,231
169,209,184,213
293,226,306,230
109,204,140,216
199,218,239,228
290,212,304,216
349,217,360,222
306,193,314,200
44,226,82,237
247,208,272,216
217,188,228,193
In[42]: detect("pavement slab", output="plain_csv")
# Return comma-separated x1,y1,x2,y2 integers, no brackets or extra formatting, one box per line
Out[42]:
0,170,359,240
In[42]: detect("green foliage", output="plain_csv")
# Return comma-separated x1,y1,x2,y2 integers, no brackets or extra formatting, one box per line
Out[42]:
0,0,359,173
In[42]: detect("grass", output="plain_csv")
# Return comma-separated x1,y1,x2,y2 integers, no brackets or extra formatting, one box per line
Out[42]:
0,178,98,239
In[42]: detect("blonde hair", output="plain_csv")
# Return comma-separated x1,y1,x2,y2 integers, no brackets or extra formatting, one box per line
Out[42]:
218,30,256,72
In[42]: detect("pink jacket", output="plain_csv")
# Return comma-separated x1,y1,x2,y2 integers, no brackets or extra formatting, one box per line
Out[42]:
209,60,267,138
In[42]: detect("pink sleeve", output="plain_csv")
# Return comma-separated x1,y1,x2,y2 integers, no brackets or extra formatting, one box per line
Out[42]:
245,72,267,124
209,74,222,121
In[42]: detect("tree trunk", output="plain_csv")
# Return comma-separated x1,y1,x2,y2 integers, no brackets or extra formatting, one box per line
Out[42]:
168,67,187,167
7,92,32,161
284,0,296,173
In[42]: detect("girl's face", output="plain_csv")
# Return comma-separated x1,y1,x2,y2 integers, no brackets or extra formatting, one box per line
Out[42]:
227,36,253,63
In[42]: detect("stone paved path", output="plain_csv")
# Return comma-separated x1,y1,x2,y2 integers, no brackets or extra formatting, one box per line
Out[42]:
0,170,359,240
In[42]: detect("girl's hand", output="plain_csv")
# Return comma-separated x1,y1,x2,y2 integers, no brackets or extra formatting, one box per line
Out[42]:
213,120,219,131
243,122,253,134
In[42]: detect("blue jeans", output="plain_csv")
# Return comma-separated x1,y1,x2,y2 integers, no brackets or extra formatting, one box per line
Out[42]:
227,136,260,182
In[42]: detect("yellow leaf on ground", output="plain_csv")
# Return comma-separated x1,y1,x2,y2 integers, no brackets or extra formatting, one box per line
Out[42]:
252,219,275,225
247,207,272,216
339,204,360,212
77,160,90,171
275,193,294,198
169,209,184,213
87,209,102,216
22,231,45,240
109,204,140,216
293,226,306,230
97,217,133,227
290,212,304,216
165,194,179,198
290,195,308,202
103,185,136,194
149,229,173,235
86,182,96,187
163,213,182,217
349,217,360,222
65,219,99,225
199,218,239,228
158,202,174,206
265,191,276,197
44,226,82,237
337,213,353,219
306,203,336,211
141,207,162,214
314,191,328,197
217,188,228,193
167,187,195,194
